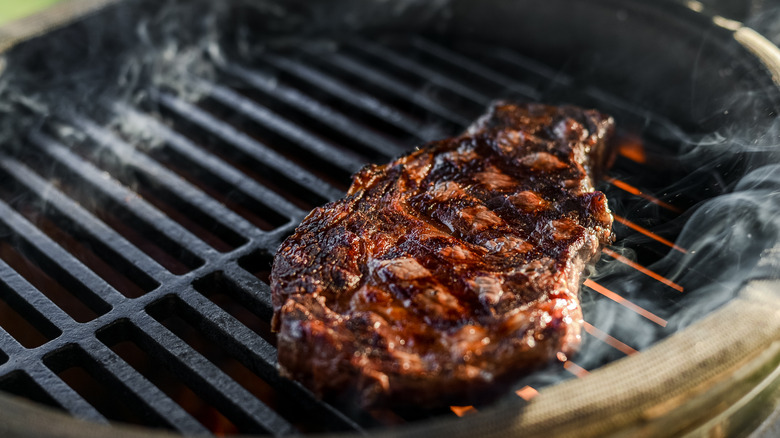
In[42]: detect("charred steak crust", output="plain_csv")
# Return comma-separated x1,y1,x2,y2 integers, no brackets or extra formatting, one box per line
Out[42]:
270,102,615,407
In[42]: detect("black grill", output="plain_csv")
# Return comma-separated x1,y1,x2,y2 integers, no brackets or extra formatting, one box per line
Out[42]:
0,8,758,435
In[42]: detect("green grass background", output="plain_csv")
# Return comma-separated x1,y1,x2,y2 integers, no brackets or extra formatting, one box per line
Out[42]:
0,0,63,26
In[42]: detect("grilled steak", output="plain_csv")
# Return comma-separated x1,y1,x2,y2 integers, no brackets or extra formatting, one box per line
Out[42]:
270,102,615,407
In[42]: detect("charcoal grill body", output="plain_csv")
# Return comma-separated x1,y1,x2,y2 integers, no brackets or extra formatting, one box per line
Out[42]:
0,1,779,437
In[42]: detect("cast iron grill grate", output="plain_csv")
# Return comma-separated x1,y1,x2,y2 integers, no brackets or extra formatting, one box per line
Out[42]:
0,35,724,435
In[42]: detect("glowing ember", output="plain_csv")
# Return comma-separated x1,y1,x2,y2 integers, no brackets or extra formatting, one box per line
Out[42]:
450,406,478,417
515,386,539,401
617,135,646,163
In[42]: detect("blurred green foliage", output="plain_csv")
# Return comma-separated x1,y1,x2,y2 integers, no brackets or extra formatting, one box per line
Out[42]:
0,0,63,26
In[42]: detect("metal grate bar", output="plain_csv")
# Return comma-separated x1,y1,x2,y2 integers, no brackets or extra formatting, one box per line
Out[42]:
261,53,442,142
29,131,213,266
176,286,278,372
582,87,670,128
410,37,541,100
155,90,344,202
171,85,366,173
175,287,365,433
81,338,210,435
71,115,269,239
602,247,684,292
26,362,109,423
0,259,72,333
0,195,124,307
584,279,669,327
452,43,574,87
0,25,709,434
0,327,23,357
277,379,367,434
116,103,307,221
0,156,169,285
284,379,367,436
582,321,638,356
304,47,472,127
224,263,274,317
132,312,297,436
222,63,408,157
346,38,492,105
604,177,683,214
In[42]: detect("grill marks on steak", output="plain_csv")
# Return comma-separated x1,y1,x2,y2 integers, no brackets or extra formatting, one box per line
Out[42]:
270,102,615,407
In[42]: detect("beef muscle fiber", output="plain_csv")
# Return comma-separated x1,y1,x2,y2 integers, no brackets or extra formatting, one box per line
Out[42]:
270,102,615,407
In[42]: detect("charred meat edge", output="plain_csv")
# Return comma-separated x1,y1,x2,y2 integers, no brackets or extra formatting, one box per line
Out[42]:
270,102,615,407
